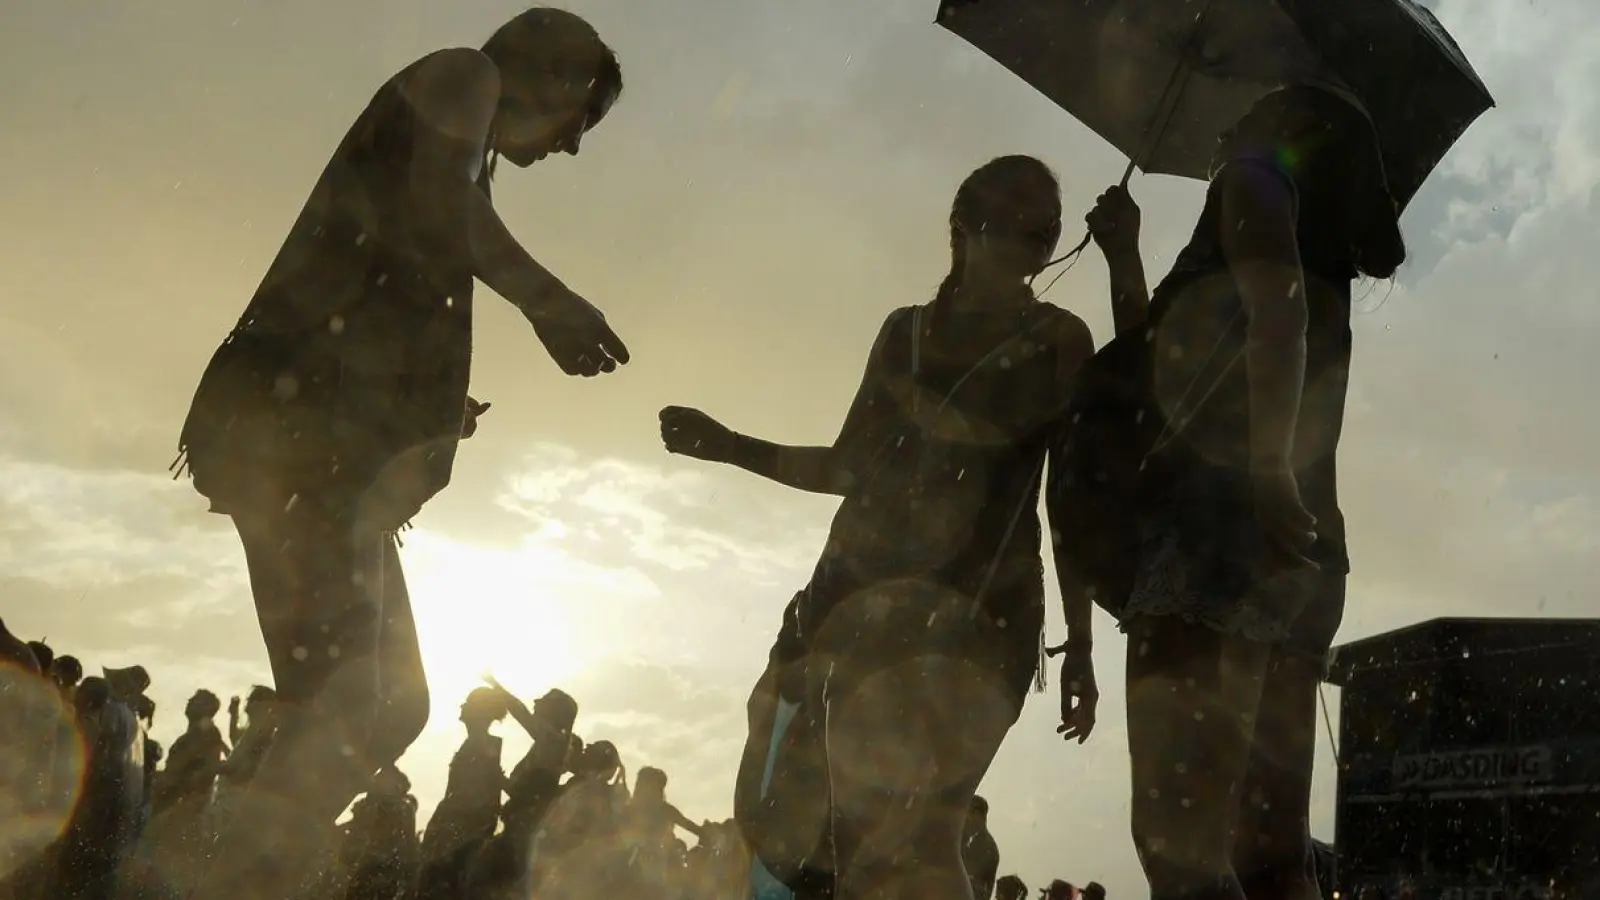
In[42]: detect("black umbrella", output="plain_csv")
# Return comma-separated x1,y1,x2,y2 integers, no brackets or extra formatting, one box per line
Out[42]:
937,0,1493,210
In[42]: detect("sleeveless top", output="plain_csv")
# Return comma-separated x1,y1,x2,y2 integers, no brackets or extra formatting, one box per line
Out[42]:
1143,158,1357,572
803,300,1071,630
176,52,489,522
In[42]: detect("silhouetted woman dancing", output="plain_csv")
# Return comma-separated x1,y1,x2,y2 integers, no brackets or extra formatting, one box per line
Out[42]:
1086,85,1406,900
662,156,1097,900
174,9,629,896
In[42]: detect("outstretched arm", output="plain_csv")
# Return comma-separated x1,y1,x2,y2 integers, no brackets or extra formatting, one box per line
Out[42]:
485,682,549,743
405,49,626,374
662,312,901,496
668,803,704,838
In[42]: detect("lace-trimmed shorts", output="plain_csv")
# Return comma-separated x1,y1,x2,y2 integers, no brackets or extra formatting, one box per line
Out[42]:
1119,469,1347,665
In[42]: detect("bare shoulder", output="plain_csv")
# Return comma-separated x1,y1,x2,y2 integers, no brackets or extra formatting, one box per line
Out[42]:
401,47,501,140
872,304,919,348
1033,302,1094,360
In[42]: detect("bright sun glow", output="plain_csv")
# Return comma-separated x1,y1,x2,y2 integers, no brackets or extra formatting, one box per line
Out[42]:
400,528,585,730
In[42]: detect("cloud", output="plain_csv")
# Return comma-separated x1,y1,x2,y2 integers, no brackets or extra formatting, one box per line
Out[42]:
0,438,823,827
498,444,824,578
5,0,1600,892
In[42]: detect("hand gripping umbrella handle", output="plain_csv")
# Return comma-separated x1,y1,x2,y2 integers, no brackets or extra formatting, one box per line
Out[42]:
1046,157,1136,271
1046,0,1214,274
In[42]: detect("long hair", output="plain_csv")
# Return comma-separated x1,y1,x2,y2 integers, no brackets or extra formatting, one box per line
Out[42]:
1231,85,1407,279
934,155,1063,304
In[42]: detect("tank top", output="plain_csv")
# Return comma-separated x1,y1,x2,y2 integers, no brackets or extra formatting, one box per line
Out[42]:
177,52,489,518
1144,158,1357,571
810,300,1069,618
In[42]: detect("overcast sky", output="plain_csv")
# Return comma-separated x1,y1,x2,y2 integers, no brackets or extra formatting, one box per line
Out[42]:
1,0,1592,894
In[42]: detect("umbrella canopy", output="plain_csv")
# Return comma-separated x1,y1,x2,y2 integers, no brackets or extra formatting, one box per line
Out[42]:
1277,0,1492,206
937,0,1493,208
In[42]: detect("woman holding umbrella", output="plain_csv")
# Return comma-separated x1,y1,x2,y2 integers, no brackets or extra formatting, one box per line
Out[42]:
1088,84,1405,900
662,155,1099,899
175,8,628,897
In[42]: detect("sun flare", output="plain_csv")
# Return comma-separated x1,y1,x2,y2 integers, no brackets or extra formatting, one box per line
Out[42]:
400,529,585,729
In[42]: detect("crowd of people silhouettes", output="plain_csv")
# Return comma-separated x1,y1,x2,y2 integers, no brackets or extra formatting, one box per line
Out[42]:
0,0,1441,896
0,626,1106,899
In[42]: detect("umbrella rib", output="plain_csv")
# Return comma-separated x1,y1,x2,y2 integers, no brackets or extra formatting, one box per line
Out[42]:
1129,0,1218,177
1042,0,1218,272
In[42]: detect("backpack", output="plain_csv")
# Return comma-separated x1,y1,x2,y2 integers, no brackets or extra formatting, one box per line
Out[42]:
1046,302,1245,619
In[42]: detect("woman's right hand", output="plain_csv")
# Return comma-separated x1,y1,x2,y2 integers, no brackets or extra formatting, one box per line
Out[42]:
659,406,739,463
1252,467,1319,569
531,287,630,378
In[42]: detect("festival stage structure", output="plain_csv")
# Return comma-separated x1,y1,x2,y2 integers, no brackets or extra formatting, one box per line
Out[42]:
1326,618,1600,900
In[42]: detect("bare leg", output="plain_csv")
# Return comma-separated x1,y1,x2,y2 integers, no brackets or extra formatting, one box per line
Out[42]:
1231,648,1322,900
191,506,393,899
371,537,429,771
1124,616,1271,900
819,582,1017,900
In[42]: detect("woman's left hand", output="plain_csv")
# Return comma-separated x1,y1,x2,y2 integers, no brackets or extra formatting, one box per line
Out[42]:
1086,185,1141,257
1052,641,1098,744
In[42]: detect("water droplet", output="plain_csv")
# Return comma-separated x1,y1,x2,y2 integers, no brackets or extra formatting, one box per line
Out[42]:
329,315,345,335
1193,710,1205,721
328,645,340,659
292,646,309,661
1148,788,1160,799
375,273,388,286
272,374,299,400
354,232,367,246
1174,762,1187,774
284,494,299,512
